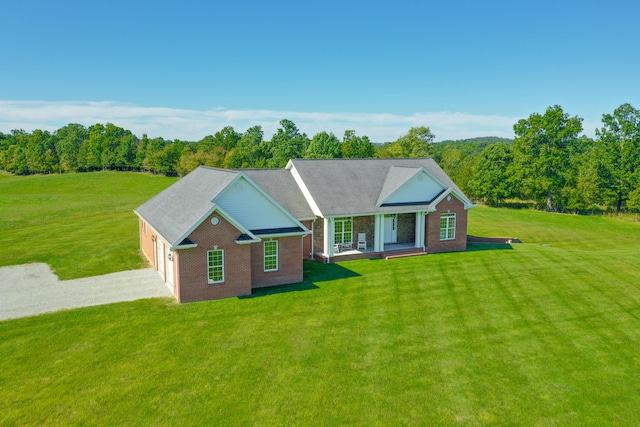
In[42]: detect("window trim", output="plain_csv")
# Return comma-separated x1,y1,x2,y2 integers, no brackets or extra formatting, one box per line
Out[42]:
207,249,224,284
264,240,278,272
440,212,456,241
333,216,353,244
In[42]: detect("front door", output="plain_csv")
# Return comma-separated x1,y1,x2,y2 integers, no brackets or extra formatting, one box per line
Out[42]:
384,214,397,243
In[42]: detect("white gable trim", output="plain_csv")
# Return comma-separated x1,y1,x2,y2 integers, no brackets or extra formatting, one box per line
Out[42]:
377,167,447,207
214,206,260,241
168,203,260,249
215,172,310,233
286,161,323,217
429,188,475,210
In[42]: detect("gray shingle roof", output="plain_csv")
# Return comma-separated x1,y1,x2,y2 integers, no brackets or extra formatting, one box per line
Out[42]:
288,158,469,216
136,159,471,245
135,167,239,246
241,169,315,220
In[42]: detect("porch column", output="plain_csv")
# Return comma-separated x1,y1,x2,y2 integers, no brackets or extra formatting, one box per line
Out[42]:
374,214,384,252
415,211,426,249
323,217,335,257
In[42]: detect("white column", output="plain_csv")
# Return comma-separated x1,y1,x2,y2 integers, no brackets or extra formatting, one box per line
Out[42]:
323,217,334,257
374,214,384,252
415,212,425,248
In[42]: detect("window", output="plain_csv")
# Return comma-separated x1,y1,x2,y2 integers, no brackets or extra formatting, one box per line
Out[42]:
334,217,353,244
264,240,278,272
440,213,456,240
207,249,224,283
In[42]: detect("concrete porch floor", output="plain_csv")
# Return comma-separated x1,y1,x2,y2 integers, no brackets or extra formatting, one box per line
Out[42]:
314,242,426,263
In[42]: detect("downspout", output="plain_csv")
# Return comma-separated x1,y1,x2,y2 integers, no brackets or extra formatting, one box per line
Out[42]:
310,218,315,259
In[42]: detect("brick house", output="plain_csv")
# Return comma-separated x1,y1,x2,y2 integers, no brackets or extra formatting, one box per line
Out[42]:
135,158,474,302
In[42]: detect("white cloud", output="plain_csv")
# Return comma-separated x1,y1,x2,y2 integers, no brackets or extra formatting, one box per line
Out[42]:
0,100,520,142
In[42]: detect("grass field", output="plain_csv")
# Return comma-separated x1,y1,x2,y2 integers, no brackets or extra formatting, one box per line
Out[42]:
0,171,177,278
1,172,640,425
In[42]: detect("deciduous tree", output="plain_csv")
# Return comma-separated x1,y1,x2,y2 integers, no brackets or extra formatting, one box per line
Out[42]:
595,103,640,212
305,131,342,159
512,105,583,211
341,130,374,158
469,142,514,206
269,119,309,167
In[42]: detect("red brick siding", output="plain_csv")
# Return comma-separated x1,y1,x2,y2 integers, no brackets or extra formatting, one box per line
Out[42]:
353,216,375,249
313,219,324,255
139,218,156,268
425,196,468,253
251,236,303,288
397,213,416,244
301,220,313,259
177,214,252,302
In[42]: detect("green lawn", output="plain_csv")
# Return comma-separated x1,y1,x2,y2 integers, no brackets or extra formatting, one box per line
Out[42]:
0,172,177,278
1,173,640,425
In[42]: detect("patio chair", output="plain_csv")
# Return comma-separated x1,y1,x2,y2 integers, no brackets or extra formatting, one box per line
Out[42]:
357,233,367,250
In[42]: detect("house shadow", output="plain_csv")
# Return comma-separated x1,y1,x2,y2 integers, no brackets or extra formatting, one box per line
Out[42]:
239,261,361,299
466,242,514,252
240,280,320,299
304,261,362,283
465,235,523,252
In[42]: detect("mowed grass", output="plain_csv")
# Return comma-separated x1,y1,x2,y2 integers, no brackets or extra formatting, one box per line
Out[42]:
2,172,640,425
0,171,177,278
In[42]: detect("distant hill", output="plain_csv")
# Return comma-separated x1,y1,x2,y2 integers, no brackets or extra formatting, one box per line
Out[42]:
436,136,513,145
433,136,513,157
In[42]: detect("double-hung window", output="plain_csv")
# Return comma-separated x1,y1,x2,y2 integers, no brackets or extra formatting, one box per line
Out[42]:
333,217,353,244
264,240,278,272
207,249,224,283
439,213,456,240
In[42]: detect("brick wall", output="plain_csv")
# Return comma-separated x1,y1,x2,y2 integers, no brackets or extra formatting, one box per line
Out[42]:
313,220,324,255
397,213,416,244
177,213,252,302
301,220,313,259
251,235,303,288
353,216,375,248
139,218,155,268
425,196,468,253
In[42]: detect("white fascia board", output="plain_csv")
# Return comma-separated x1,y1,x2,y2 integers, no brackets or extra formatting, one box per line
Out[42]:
171,204,218,248
446,189,475,209
429,188,474,210
287,163,323,217
235,238,261,245
172,204,259,248
420,167,473,209
173,243,198,250
254,231,310,238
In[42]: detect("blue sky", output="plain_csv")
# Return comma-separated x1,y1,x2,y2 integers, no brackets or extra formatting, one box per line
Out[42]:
1,0,638,142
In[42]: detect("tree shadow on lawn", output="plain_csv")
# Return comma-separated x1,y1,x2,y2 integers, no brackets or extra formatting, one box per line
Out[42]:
239,262,361,299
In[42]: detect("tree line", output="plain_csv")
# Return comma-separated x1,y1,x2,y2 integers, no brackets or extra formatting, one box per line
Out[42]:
1,103,639,213
0,119,431,175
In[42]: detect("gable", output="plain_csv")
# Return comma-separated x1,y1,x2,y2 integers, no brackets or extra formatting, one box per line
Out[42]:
215,175,301,231
134,166,238,247
377,168,446,207
288,158,472,216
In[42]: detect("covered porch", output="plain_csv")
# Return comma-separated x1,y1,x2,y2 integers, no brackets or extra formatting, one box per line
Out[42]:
314,242,427,263
312,212,429,263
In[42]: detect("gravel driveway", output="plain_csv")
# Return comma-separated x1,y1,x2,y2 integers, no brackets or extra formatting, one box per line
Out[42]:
0,263,173,321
